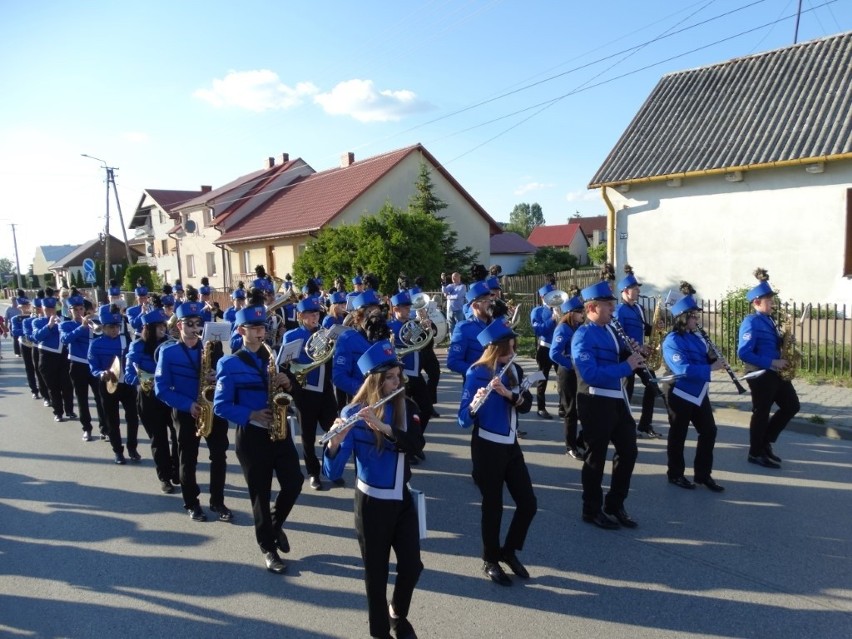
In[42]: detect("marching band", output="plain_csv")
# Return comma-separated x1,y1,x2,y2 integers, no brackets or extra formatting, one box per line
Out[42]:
3,262,801,639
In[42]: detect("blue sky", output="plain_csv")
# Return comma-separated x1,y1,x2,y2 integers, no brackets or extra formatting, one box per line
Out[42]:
1,0,849,272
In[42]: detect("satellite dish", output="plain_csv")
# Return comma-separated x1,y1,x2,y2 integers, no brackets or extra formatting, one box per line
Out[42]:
184,219,197,234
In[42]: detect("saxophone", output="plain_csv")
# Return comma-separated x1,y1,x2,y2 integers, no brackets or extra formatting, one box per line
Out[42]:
644,295,666,371
263,343,293,441
777,307,805,382
195,340,217,437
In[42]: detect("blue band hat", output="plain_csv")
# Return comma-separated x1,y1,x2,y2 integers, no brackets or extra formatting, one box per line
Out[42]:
390,291,412,307
160,294,175,306
68,294,85,307
465,281,491,303
408,286,422,296
538,283,555,297
231,288,246,300
33,298,43,308
141,308,168,325
560,295,584,314
352,275,363,285
617,273,641,291
353,290,381,310
329,291,347,305
485,276,501,291
251,277,272,293
135,286,149,297
42,297,58,309
581,281,617,302
17,297,31,306
175,302,204,320
671,295,700,318
173,282,184,292
97,305,123,326
357,339,403,376
199,285,211,296
108,285,121,296
235,305,266,327
746,280,773,302
296,298,321,313
477,318,518,347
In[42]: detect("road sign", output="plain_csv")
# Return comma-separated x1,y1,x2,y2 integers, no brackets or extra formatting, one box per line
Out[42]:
82,258,95,273
84,271,96,284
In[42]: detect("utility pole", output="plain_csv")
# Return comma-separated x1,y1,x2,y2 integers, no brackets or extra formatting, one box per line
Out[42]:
10,223,23,289
793,0,803,44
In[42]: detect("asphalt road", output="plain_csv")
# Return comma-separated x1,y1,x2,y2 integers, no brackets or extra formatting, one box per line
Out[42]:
1,352,850,638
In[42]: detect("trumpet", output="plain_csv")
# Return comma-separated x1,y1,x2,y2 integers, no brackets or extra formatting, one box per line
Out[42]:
469,353,518,416
319,387,406,445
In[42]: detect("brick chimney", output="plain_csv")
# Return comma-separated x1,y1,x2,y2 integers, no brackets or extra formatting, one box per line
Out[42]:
279,153,289,164
264,157,275,169
340,152,355,168
200,185,212,193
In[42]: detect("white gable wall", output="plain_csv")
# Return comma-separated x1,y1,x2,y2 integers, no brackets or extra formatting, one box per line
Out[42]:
607,162,852,305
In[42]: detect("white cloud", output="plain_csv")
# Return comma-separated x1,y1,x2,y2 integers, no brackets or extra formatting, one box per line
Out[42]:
564,188,598,203
193,70,318,112
514,181,554,196
314,79,432,122
122,131,149,143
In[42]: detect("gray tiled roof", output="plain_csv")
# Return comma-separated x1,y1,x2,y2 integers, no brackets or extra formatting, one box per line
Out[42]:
589,31,852,187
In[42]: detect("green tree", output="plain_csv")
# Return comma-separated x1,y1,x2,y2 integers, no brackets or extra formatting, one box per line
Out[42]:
123,264,160,292
518,247,578,276
587,243,607,265
409,161,448,217
505,202,545,238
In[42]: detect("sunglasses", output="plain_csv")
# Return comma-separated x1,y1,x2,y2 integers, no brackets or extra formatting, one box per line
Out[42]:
183,320,204,328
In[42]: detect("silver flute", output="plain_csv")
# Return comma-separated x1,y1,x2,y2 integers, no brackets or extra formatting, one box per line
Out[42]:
319,387,406,445
469,353,518,416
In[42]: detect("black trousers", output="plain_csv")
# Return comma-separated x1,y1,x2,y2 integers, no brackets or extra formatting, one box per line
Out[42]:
665,393,717,481
39,351,73,418
557,366,583,450
405,375,432,434
235,424,303,551
20,344,39,395
12,334,21,356
297,387,337,478
175,410,229,510
577,394,637,515
69,361,98,432
747,371,800,456
471,434,537,563
31,347,49,400
99,380,139,455
534,344,556,410
420,344,440,405
355,488,423,639
625,371,658,430
137,387,178,483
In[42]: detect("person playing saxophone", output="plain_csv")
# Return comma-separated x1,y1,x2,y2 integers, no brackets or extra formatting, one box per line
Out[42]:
155,300,232,522
214,289,303,574
737,268,800,469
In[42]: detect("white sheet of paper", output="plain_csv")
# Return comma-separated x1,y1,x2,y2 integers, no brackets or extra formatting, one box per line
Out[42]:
275,339,304,368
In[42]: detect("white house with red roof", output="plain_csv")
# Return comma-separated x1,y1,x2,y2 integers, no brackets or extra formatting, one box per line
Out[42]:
489,232,537,275
526,222,590,265
214,143,501,285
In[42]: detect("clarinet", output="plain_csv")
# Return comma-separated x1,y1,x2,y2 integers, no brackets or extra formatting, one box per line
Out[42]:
695,325,747,395
609,317,662,396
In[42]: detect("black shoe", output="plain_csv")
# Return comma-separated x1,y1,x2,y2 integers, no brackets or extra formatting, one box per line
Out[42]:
309,475,323,491
187,505,207,522
536,409,552,420
638,427,662,439
500,550,529,579
32,393,40,400
414,450,426,461
263,550,287,574
389,612,417,639
406,453,420,466
332,477,346,487
44,400,51,407
482,561,512,586
558,409,566,418
54,415,63,423
210,503,233,522
668,476,695,490
604,506,638,528
748,454,781,469
582,511,620,529
171,474,181,486
66,412,78,420
566,448,583,460
128,450,142,462
81,431,92,442
100,433,108,441
516,429,527,439
695,477,725,492
160,480,174,494
431,409,441,418
275,528,290,554
114,453,126,465
764,444,782,463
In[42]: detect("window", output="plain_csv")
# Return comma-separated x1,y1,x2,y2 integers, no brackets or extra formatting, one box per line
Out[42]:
206,252,217,276
160,239,169,256
186,255,196,278
162,270,170,284
158,209,166,224
203,208,214,226
242,251,251,274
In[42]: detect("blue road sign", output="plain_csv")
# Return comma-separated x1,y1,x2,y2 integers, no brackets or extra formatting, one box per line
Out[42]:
82,258,95,273
84,271,96,283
